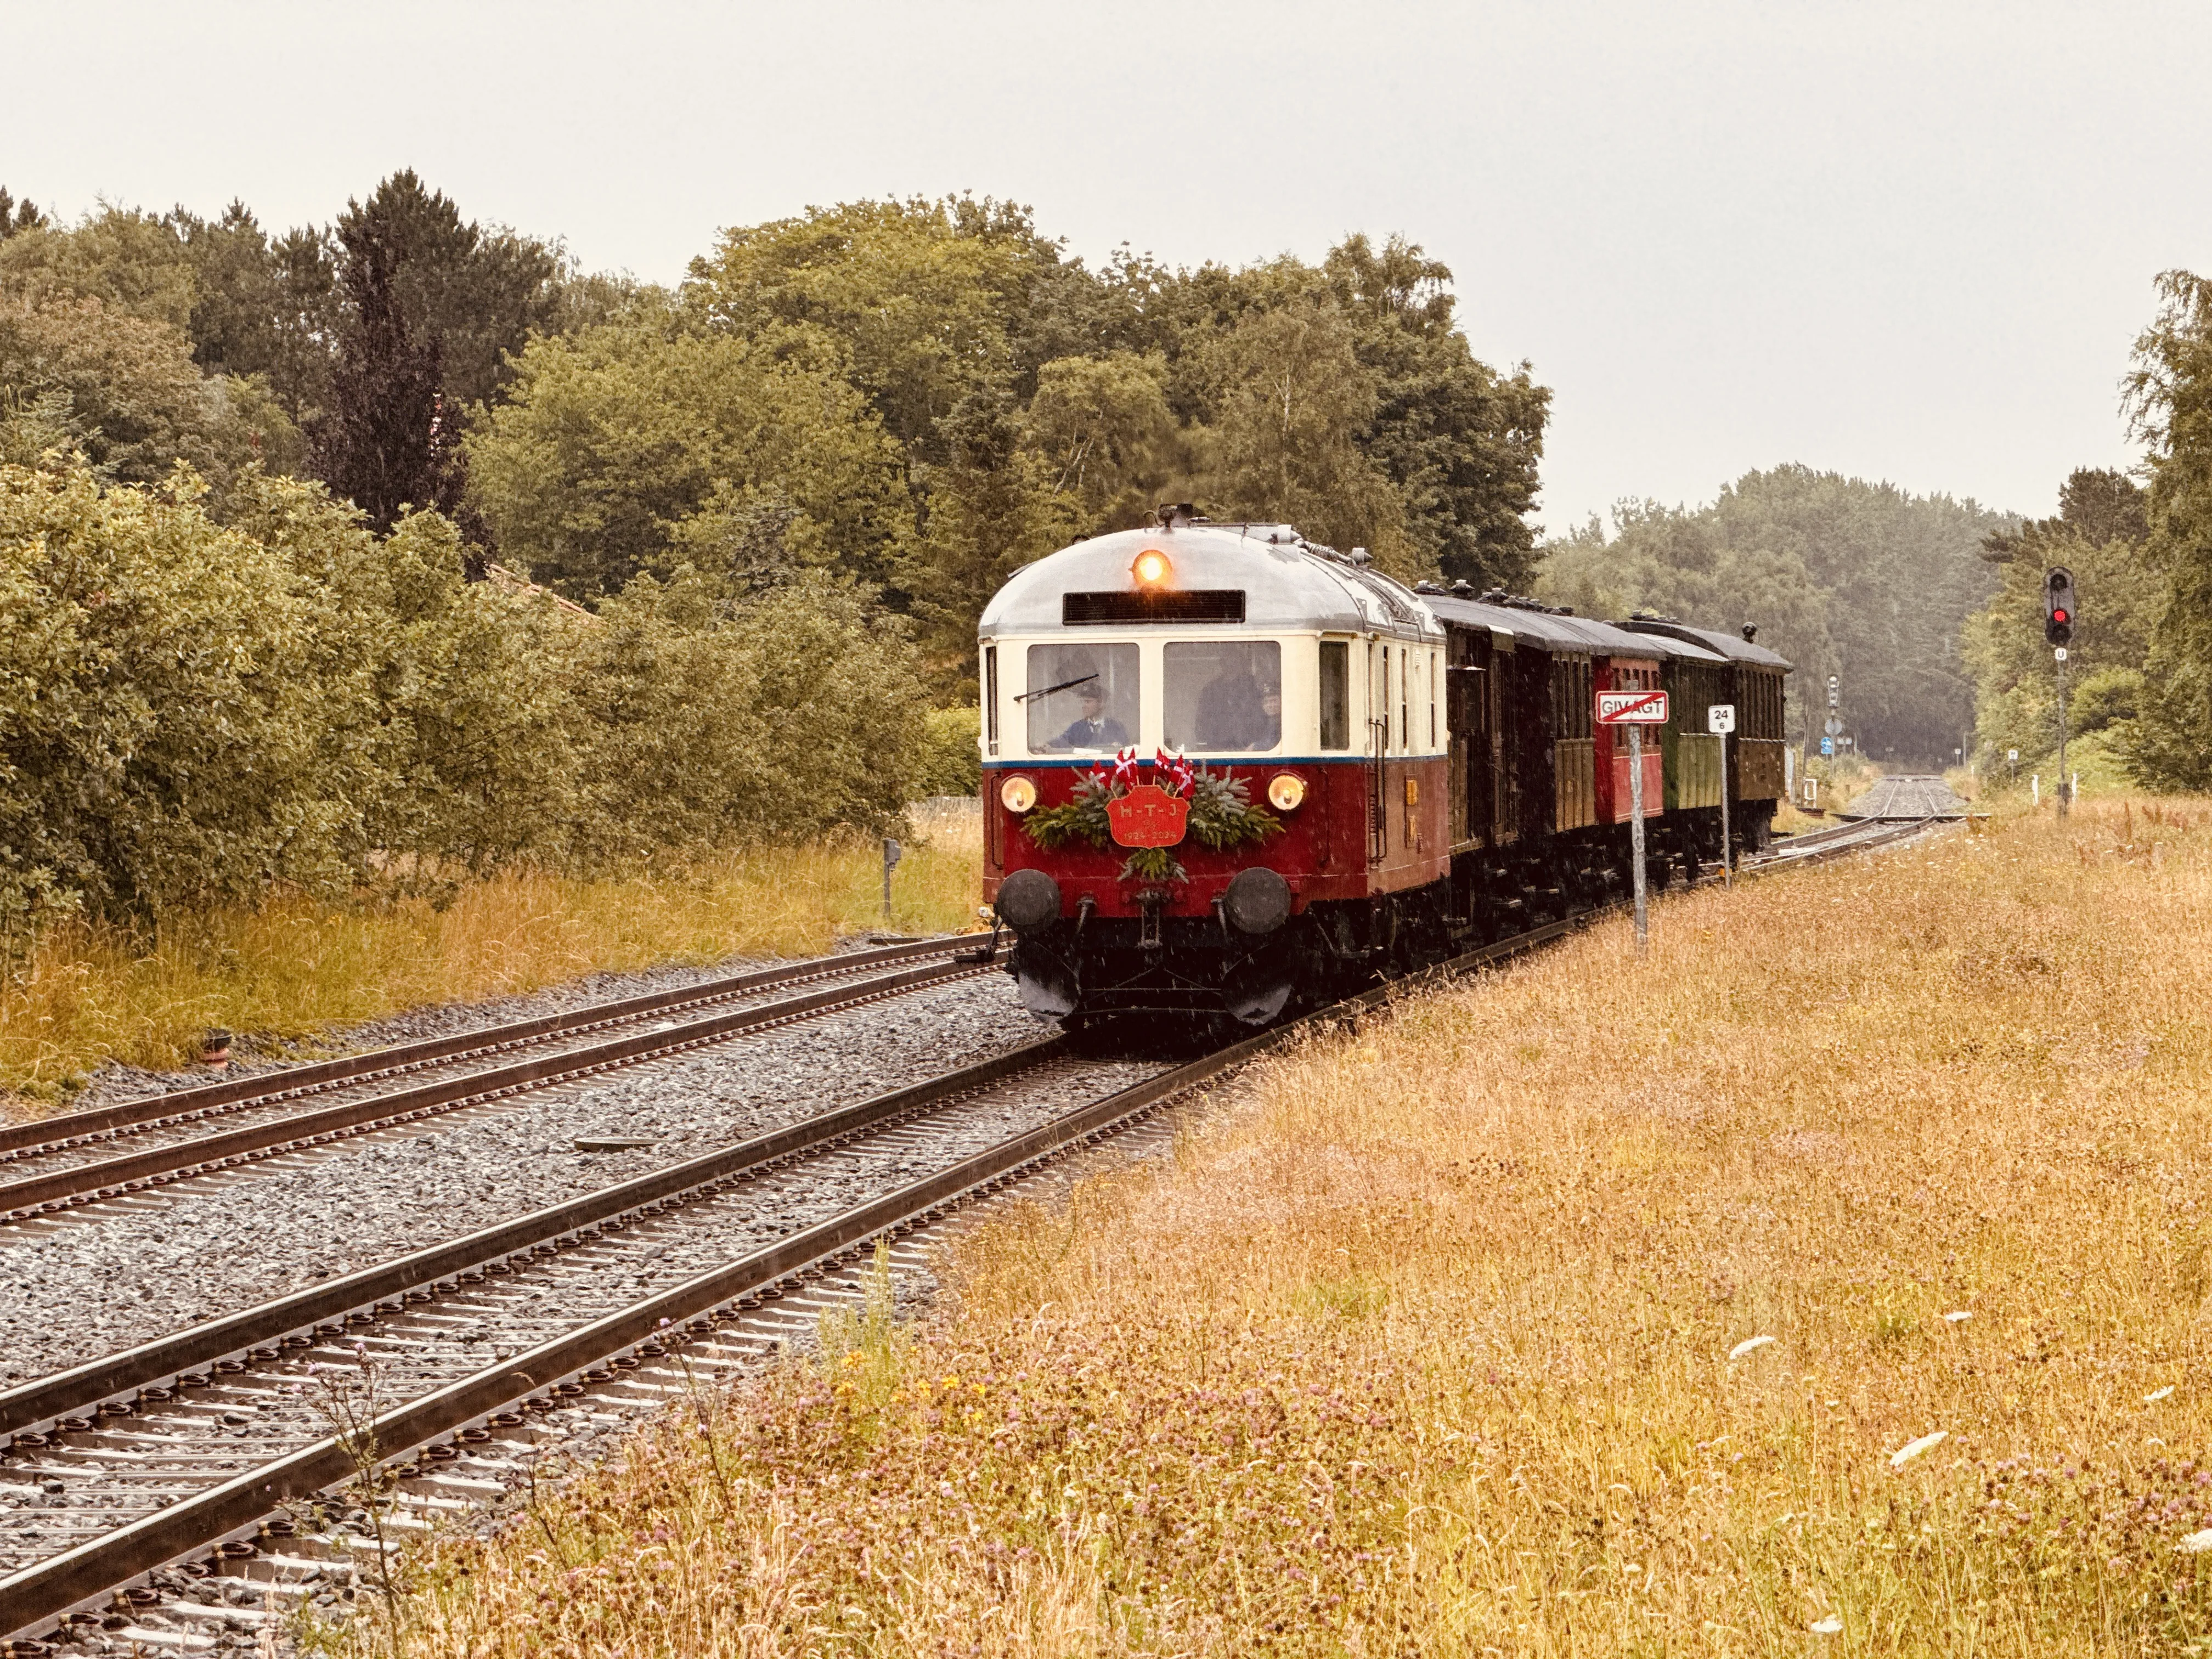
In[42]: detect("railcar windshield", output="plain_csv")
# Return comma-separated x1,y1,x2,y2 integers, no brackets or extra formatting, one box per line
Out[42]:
1025,642,1139,753
1165,641,1282,753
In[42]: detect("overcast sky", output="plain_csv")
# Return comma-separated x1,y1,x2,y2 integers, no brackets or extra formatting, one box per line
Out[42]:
11,0,2205,532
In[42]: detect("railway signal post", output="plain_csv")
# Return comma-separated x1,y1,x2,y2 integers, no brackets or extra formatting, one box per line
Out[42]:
1598,688,1671,956
2045,567,2077,820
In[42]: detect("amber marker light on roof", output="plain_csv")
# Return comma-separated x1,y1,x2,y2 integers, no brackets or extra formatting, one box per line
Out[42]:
1132,548,1172,585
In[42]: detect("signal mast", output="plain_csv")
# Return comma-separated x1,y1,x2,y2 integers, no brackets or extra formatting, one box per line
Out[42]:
2045,567,2077,819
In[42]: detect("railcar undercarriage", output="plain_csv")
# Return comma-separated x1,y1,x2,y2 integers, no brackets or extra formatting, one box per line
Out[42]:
999,799,1778,1049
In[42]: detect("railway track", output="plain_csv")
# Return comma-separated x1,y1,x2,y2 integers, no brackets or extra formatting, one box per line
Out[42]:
0,820,1948,1655
0,936,991,1225
1837,772,1973,822
1751,815,1928,864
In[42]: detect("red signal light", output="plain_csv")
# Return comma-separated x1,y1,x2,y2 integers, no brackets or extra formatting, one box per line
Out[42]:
2052,608,2069,624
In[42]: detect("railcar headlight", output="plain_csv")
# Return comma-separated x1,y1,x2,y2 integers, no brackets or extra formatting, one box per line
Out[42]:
1266,772,1307,811
999,775,1038,814
1132,548,1172,586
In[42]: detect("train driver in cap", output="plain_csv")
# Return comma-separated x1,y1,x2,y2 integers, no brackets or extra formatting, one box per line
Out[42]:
1049,667,1130,752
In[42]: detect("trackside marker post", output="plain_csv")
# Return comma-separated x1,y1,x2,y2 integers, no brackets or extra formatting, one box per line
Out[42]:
1709,703,1736,886
882,838,902,921
1597,689,1669,956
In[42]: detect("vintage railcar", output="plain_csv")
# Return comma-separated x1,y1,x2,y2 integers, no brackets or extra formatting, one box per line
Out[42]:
979,515,1447,1029
979,515,1791,1037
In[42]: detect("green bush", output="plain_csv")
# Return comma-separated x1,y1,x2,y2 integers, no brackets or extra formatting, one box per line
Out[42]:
911,706,983,799
0,453,935,939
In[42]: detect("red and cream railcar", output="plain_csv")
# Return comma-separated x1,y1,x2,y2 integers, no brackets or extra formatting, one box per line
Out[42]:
979,515,1446,1027
979,518,1794,1036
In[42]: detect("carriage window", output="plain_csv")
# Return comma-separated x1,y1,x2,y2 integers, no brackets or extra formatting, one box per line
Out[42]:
1025,642,1139,754
1165,641,1282,753
1399,650,1409,753
1319,641,1351,751
984,645,999,757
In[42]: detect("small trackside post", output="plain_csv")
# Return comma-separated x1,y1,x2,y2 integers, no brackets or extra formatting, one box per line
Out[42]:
1708,702,1736,887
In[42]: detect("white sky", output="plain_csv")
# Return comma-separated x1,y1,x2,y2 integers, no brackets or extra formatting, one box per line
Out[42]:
12,0,2208,532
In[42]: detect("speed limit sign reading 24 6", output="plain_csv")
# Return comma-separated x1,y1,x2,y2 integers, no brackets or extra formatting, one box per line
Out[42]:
1595,689,1669,725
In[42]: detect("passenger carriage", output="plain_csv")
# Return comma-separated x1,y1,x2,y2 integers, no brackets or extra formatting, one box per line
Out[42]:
1615,613,1791,851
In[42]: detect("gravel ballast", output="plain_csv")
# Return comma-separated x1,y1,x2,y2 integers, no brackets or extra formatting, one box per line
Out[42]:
45,936,935,1121
0,970,1062,1384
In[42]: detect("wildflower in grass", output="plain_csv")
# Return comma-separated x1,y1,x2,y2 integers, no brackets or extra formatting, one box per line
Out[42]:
2179,1529,2212,1554
1889,1431,1946,1469
1729,1335,1775,1359
1811,1615,1843,1634
2147,1386,2175,1403
1944,1310,1972,1323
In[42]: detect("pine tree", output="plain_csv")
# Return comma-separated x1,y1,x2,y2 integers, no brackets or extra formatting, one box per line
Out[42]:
313,199,472,551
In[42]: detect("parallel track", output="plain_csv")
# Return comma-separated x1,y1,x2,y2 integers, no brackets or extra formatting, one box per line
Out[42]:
0,820,1944,1652
0,938,988,1223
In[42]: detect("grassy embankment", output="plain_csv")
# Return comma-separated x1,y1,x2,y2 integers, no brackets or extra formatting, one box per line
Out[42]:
376,796,2212,1656
0,810,982,1113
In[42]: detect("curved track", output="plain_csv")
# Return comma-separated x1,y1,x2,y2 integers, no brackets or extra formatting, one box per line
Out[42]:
0,822,1945,1654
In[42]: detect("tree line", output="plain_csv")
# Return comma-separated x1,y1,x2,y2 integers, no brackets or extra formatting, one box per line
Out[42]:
0,174,1550,932
1947,273,2212,790
1534,468,2007,765
0,178,1549,690
1531,274,2212,785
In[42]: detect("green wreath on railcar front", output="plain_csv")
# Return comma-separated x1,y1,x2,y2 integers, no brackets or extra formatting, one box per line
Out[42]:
1023,764,1282,884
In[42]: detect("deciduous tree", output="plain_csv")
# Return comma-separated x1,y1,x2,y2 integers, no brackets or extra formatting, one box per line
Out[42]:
465,315,911,595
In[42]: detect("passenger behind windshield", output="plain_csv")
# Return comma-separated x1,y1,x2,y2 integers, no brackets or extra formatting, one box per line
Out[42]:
1165,641,1283,753
1026,642,1139,753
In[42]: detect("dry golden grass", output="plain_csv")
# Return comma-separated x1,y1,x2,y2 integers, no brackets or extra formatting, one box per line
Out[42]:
0,815,981,1113
382,798,2212,1657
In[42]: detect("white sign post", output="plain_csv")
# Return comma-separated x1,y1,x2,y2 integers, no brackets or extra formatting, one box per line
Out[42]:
1596,689,1669,956
1709,703,1736,886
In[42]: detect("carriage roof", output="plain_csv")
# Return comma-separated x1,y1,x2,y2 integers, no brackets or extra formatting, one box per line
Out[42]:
1424,595,1728,664
1613,618,1793,670
979,524,1441,641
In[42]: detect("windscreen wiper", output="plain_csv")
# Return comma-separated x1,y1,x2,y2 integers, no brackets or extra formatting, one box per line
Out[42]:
1014,673,1100,704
